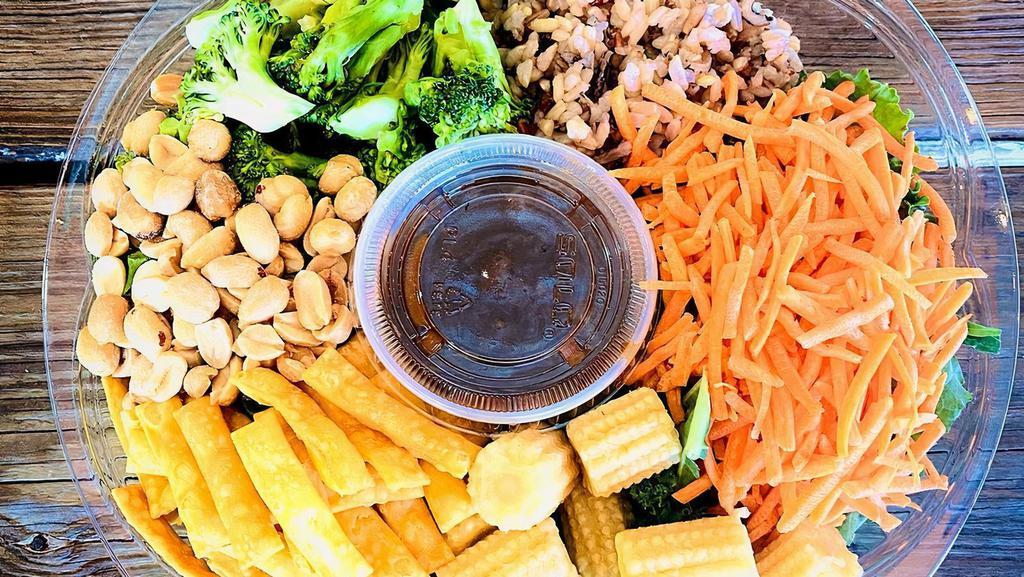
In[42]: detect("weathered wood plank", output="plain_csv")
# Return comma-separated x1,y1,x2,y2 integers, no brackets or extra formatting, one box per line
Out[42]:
1,0,1024,152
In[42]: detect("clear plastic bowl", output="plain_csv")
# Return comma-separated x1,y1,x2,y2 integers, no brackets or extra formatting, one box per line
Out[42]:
45,0,1018,575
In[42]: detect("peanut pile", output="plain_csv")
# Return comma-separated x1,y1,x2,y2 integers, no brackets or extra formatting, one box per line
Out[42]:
78,74,379,408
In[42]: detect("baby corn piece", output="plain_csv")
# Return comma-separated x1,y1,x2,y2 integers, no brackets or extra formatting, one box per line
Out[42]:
436,517,579,577
562,486,629,577
566,388,681,497
110,485,216,577
444,515,495,555
755,523,862,577
303,349,480,478
615,516,758,577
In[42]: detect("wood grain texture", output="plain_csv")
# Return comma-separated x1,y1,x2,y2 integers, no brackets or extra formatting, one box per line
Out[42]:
1,170,1022,575
1,0,1024,151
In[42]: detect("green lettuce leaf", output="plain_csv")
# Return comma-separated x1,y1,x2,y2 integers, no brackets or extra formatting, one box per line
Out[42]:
838,512,871,545
123,250,151,295
823,69,914,139
936,357,972,428
963,321,1001,354
678,374,711,481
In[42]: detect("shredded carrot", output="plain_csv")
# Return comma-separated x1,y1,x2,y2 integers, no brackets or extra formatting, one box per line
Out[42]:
609,78,982,540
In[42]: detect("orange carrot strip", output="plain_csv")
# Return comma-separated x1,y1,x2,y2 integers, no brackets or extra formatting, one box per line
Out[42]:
672,475,713,505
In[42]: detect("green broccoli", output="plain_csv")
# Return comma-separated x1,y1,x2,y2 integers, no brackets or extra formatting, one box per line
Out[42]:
225,124,327,198
405,0,526,146
626,469,709,526
186,0,328,48
282,0,423,99
327,26,432,185
178,0,314,134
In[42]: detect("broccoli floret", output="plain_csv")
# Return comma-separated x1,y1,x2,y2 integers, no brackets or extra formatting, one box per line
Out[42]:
225,125,327,199
178,0,314,134
186,0,328,48
406,0,526,146
327,26,432,185
626,469,709,526
295,0,423,95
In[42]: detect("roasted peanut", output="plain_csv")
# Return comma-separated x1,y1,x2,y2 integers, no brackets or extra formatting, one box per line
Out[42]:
309,218,356,257
276,356,307,382
183,365,218,398
113,191,164,240
85,211,114,257
227,285,250,300
109,229,131,257
127,354,154,395
264,256,284,276
234,324,286,361
238,276,290,326
333,176,377,222
217,287,241,315
195,317,233,369
91,168,128,216
121,110,166,155
152,174,195,215
180,225,236,270
149,134,188,171
77,327,121,376
130,261,172,312
174,345,203,368
256,174,307,215
87,294,130,345
141,351,188,402
113,347,140,379
201,254,263,288
302,196,335,255
306,253,340,274
293,270,332,331
279,242,305,274
166,271,220,324
210,355,242,405
272,311,321,347
139,238,182,261
122,157,164,212
312,304,354,345
92,256,127,296
235,203,280,264
164,210,212,250
150,74,183,107
318,154,363,195
187,119,231,162
172,316,198,349
274,191,313,241
166,149,221,181
195,170,241,221
123,306,172,361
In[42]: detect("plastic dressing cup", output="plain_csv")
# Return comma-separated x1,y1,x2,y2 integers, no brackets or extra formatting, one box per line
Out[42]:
354,134,656,427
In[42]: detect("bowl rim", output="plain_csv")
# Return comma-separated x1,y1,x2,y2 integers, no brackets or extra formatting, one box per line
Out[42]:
43,0,1018,575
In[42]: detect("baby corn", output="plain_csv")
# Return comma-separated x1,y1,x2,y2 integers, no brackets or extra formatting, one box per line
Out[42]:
615,515,758,577
566,388,681,496
436,517,579,577
561,486,630,577
756,523,862,577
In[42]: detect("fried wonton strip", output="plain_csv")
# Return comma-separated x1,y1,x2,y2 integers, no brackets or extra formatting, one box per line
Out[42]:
205,552,271,577
253,545,309,577
111,484,216,577
136,399,230,558
378,498,456,572
175,400,284,567
336,507,429,577
331,467,425,511
444,515,495,555
102,377,136,471
421,461,476,533
231,368,373,496
337,332,381,378
303,350,481,478
138,473,176,519
232,415,372,577
303,384,428,491
120,401,164,476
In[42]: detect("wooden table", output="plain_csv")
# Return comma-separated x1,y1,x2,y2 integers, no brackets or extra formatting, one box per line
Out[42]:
1,1,1022,575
